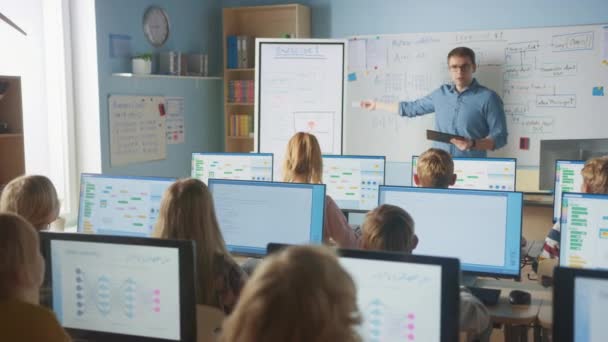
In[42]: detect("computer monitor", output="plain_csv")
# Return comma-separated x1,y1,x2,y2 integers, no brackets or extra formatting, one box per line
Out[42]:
539,138,608,190
208,179,326,256
191,152,273,184
77,174,175,237
379,186,523,278
553,267,608,342
39,232,196,342
322,155,385,211
553,160,585,223
265,243,459,342
411,156,516,191
559,193,608,269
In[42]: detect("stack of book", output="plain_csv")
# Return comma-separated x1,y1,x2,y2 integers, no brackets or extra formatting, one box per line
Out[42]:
229,114,253,137
228,80,254,103
227,35,255,69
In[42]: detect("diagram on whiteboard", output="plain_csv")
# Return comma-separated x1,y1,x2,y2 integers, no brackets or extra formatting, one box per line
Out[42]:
257,39,345,180
293,111,335,152
346,24,608,166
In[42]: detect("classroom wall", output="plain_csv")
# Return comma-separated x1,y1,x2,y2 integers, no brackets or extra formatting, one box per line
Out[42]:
223,0,608,38
94,0,224,178
222,0,607,190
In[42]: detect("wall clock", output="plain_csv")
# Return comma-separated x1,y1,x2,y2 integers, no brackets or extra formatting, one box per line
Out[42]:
143,6,169,47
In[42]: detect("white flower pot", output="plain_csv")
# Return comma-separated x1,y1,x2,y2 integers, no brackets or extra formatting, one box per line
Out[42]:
132,58,152,74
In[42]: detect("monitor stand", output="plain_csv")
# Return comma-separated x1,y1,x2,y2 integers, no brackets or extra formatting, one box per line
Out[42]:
461,274,478,287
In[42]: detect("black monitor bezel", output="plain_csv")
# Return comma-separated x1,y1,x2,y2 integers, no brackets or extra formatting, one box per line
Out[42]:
553,267,608,342
39,232,197,342
267,243,460,342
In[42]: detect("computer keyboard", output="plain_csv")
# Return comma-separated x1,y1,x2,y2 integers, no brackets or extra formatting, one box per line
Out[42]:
468,287,501,306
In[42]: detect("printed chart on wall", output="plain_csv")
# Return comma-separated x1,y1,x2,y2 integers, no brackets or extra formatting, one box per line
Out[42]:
256,39,345,180
346,24,608,166
109,95,166,166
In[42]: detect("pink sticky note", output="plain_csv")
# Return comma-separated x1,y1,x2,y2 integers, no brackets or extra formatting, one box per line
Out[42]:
407,313,415,320
154,289,160,295
407,334,415,340
408,323,415,330
154,307,160,312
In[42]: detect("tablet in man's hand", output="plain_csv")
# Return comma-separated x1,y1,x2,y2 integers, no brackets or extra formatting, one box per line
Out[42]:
426,130,465,143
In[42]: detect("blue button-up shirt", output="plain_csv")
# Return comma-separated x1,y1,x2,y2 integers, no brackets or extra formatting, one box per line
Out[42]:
399,78,508,157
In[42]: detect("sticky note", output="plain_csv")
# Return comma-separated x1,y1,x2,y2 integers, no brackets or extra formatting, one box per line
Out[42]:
347,72,357,82
593,86,604,96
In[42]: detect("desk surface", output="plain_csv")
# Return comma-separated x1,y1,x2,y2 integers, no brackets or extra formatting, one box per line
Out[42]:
476,279,551,325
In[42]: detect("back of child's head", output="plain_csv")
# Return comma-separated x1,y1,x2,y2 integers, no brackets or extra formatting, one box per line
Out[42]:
0,213,43,299
153,178,228,306
220,245,361,342
416,148,455,188
362,204,416,253
0,175,59,231
581,156,608,194
282,132,323,183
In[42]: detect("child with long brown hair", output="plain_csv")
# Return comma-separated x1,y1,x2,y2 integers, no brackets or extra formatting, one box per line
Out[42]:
153,178,246,314
283,132,359,248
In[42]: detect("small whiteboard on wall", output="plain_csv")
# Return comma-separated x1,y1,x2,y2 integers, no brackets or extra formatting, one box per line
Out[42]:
109,95,166,166
255,38,346,180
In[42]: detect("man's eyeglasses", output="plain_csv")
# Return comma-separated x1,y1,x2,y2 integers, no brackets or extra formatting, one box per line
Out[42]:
449,64,473,72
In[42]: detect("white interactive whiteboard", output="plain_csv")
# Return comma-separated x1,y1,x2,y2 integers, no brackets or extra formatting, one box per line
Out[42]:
346,23,608,166
255,38,345,180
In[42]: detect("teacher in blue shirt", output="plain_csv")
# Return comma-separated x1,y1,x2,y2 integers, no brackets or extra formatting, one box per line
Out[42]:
361,47,508,158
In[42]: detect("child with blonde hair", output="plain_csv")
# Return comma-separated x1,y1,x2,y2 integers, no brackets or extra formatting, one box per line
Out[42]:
0,175,60,231
153,178,246,314
361,204,492,341
283,132,359,248
540,156,608,259
219,245,361,342
414,148,457,188
0,213,70,341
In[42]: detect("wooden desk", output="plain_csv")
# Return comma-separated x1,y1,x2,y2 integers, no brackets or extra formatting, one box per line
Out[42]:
476,279,550,342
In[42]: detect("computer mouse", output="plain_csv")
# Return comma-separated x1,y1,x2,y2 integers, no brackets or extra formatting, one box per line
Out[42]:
508,290,531,305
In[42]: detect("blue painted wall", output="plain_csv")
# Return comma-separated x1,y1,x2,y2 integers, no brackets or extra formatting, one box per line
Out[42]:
95,0,223,178
223,0,608,38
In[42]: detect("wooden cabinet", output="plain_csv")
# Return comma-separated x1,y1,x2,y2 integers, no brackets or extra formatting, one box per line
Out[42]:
222,4,311,152
0,76,25,188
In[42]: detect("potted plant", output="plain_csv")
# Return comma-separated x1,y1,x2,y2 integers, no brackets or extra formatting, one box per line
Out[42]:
132,53,153,74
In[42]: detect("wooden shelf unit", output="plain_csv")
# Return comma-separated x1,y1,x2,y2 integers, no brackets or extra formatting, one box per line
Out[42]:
0,76,25,187
222,4,311,152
